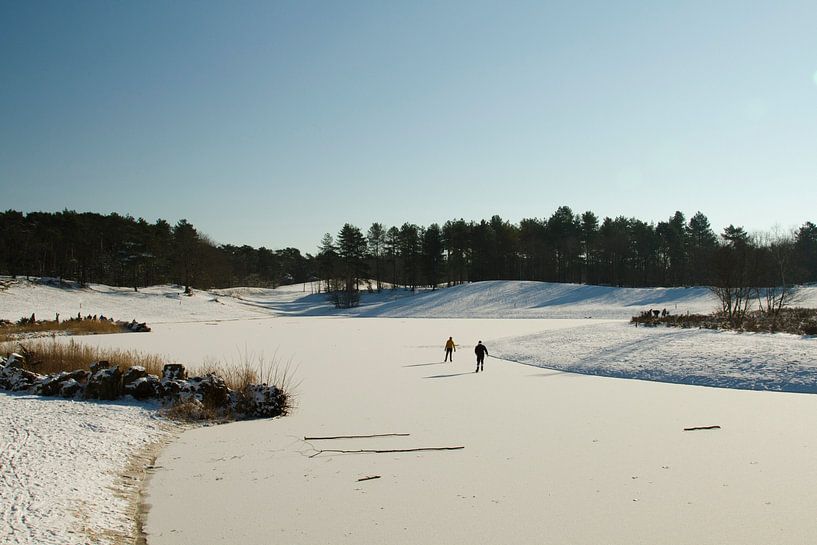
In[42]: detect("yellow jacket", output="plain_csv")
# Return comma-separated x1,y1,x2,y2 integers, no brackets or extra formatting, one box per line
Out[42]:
444,339,456,350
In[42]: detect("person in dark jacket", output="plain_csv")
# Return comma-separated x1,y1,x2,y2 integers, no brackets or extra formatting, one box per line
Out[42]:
474,341,489,372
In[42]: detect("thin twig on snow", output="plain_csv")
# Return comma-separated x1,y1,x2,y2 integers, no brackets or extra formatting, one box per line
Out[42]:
304,433,410,441
309,446,464,458
683,425,721,431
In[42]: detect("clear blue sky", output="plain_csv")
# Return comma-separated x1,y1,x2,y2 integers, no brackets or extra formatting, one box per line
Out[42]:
2,1,816,253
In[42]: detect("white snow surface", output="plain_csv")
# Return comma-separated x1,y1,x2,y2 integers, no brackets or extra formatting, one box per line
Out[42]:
3,278,817,544
0,393,171,545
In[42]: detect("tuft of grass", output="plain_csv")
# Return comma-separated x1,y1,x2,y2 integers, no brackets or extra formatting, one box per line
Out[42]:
198,348,299,393
197,348,298,416
1,338,165,376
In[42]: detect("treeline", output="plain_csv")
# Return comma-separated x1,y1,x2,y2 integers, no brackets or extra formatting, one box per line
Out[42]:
0,210,309,289
2,208,817,297
316,207,817,298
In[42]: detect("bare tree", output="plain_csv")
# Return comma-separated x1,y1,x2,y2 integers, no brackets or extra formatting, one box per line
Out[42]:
754,228,801,328
709,225,754,327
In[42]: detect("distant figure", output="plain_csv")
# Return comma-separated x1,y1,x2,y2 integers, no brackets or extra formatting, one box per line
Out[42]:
474,341,489,373
444,337,457,362
661,308,668,317
652,309,660,318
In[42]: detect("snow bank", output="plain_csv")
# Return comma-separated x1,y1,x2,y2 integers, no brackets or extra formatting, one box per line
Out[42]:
493,321,817,393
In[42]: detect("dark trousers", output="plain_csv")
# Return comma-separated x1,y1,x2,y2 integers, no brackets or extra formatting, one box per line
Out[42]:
445,348,453,361
476,354,485,371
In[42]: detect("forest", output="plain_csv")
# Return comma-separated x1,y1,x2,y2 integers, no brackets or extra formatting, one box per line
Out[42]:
1,208,816,297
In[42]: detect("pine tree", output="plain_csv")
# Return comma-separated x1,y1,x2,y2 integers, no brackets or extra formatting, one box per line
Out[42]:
687,211,717,285
422,223,444,289
337,223,367,297
367,223,386,291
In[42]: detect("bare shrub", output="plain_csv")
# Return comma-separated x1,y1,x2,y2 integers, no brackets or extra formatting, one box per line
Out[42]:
632,307,817,335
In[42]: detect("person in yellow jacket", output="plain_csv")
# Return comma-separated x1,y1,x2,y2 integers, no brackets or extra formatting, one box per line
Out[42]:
444,336,457,362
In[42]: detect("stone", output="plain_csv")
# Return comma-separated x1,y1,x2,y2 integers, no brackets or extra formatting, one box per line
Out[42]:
125,375,161,400
4,353,24,369
122,366,147,387
37,372,69,396
60,379,83,398
0,366,43,392
89,360,111,375
189,374,230,409
162,364,187,381
85,366,122,400
235,384,287,419
159,379,183,399
36,369,90,397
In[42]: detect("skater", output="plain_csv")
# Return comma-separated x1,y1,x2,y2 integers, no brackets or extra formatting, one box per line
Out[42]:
474,340,489,372
444,336,457,362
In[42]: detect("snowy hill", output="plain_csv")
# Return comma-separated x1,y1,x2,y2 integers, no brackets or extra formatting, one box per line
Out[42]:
0,279,272,324
352,281,718,319
211,280,722,319
3,277,817,323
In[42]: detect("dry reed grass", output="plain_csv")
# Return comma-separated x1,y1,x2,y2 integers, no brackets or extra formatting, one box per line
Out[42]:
2,340,296,400
198,348,299,399
1,319,123,338
2,338,165,376
1,339,296,419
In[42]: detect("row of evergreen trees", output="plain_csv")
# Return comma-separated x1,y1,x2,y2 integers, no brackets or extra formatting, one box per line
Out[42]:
2,208,816,296
316,207,817,297
0,210,309,290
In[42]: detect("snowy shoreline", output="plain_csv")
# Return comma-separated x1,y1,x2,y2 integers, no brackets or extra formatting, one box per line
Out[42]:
0,393,176,545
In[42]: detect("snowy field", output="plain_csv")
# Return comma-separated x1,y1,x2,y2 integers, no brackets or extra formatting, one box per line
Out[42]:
2,278,817,544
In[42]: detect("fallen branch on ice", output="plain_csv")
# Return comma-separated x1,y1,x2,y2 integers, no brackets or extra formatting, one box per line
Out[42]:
304,433,410,440
310,446,464,458
357,475,381,482
683,425,721,431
